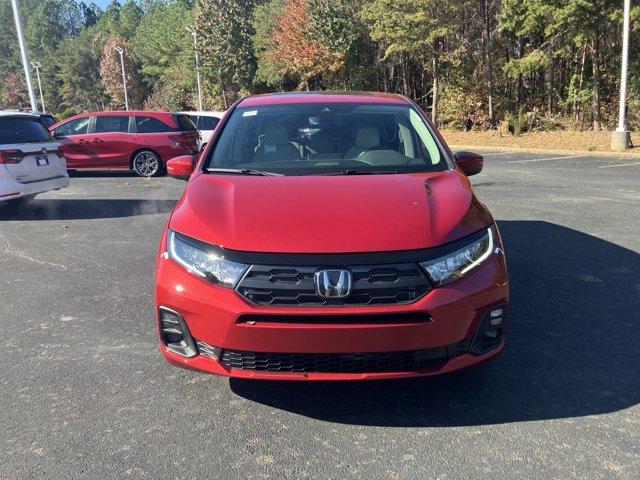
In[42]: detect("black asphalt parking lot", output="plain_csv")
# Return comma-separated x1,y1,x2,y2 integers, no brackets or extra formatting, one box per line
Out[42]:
1,152,639,479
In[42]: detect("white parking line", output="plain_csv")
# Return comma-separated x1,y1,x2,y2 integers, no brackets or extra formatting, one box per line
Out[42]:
505,155,586,164
499,169,533,174
598,161,640,169
481,152,517,156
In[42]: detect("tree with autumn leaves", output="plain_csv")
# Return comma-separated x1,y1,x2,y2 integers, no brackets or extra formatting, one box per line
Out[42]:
195,0,259,109
100,37,143,109
268,0,343,90
199,0,640,130
1,0,639,132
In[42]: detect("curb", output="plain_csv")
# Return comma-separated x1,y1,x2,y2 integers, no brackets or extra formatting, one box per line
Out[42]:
447,144,640,159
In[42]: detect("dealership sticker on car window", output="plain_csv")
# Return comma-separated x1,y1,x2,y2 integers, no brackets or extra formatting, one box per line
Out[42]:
242,110,257,117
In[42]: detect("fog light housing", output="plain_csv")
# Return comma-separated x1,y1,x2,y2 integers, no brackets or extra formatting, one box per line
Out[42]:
196,340,221,360
470,305,506,355
158,307,198,358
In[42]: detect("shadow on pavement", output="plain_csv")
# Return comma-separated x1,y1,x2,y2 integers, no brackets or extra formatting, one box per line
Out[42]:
68,170,138,178
0,198,176,220
230,220,640,426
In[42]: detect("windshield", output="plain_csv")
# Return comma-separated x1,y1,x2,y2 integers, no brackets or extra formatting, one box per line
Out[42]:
0,117,53,144
206,102,448,175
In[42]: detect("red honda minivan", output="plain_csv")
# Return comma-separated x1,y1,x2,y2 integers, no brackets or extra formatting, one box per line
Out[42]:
50,111,200,177
155,92,509,381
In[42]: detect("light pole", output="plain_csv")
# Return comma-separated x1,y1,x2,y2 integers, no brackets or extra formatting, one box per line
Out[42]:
186,26,204,111
30,61,45,113
114,45,129,111
612,0,632,151
10,0,36,111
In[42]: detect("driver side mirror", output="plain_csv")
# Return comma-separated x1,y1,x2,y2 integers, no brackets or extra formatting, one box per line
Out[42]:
167,155,196,181
454,151,484,176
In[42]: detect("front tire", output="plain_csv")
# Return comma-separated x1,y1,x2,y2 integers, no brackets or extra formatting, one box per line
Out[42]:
132,150,162,177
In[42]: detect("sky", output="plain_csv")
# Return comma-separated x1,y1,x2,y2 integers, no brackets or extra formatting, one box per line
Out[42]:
92,0,139,9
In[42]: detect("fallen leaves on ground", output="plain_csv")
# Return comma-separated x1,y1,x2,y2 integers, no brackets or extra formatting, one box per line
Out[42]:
442,129,640,156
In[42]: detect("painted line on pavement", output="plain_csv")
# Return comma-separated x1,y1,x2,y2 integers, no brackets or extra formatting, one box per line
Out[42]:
598,161,640,169
505,155,586,164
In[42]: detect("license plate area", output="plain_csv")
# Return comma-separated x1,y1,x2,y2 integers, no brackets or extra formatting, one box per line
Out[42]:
35,155,49,166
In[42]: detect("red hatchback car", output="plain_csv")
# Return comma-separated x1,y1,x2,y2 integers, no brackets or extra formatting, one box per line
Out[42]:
50,111,200,177
155,92,509,381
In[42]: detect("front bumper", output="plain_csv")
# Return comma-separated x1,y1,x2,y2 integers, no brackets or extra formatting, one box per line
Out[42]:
155,240,509,381
0,173,69,201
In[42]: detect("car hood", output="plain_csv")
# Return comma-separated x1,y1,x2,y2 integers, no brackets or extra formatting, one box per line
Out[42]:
168,170,493,253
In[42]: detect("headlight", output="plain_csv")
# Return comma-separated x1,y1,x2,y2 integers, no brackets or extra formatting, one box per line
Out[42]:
420,227,494,286
167,230,248,287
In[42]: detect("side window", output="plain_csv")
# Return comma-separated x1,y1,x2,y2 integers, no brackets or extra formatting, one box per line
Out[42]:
188,115,199,128
39,116,56,128
200,116,219,130
408,108,441,165
56,117,89,136
135,116,174,133
95,115,130,133
174,114,197,132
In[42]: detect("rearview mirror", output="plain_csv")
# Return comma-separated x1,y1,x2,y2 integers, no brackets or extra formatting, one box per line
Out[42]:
454,151,483,176
167,155,196,181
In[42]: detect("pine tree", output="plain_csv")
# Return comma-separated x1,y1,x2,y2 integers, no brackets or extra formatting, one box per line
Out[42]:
195,0,259,107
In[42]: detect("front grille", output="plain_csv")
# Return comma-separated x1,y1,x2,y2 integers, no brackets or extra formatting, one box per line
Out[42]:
219,341,469,373
236,263,431,306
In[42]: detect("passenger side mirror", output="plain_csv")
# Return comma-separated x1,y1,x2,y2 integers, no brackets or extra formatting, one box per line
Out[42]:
454,151,484,176
167,155,196,181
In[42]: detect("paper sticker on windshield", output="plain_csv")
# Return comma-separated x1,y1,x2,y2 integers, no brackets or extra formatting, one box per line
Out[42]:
242,110,257,117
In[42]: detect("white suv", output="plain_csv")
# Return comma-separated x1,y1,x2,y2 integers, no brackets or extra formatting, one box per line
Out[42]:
0,112,69,204
177,111,224,148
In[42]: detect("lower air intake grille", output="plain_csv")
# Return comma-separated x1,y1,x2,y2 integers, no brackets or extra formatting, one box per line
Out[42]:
219,341,469,373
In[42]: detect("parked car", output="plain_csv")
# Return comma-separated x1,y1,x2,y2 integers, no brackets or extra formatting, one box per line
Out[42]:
50,111,200,177
14,110,59,128
6,109,58,128
177,111,224,148
155,92,509,381
0,111,69,204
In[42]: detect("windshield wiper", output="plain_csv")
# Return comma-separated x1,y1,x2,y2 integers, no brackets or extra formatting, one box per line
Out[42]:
312,169,400,176
206,168,283,176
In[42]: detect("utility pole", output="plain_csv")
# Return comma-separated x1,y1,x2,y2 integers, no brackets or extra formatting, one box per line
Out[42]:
30,62,45,113
612,0,632,151
11,0,37,111
186,27,204,111
114,46,129,111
